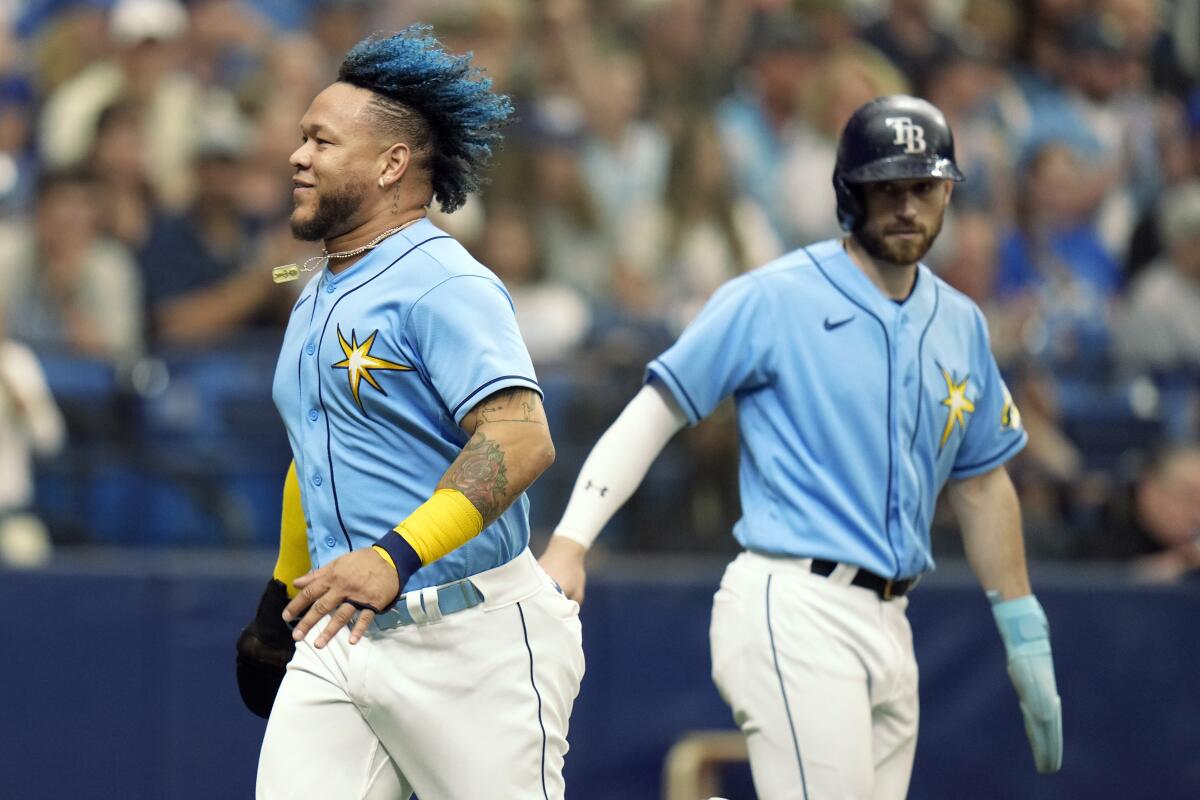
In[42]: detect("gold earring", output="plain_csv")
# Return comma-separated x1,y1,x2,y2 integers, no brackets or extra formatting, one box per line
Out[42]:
378,177,386,188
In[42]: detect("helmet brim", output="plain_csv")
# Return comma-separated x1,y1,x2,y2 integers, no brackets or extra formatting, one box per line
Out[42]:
841,156,964,184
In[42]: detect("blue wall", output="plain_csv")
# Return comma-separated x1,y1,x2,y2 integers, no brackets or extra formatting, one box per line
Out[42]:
3,555,1197,799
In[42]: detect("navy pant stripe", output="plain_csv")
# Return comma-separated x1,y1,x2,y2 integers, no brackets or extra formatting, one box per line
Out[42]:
766,574,810,799
517,602,550,800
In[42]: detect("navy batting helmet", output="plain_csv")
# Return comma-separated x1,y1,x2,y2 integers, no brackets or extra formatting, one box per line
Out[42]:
833,95,964,230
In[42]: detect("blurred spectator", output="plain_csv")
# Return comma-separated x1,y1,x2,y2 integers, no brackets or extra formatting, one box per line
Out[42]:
1106,0,1197,99
0,75,34,217
996,139,1120,372
575,46,670,248
1116,182,1200,375
1060,14,1161,258
1113,181,1200,441
1079,445,1200,583
1125,89,1200,275
716,12,822,247
0,306,65,568
779,41,908,246
310,0,372,61
25,2,110,94
629,0,747,126
187,0,273,91
936,211,1001,307
477,201,591,364
1011,0,1087,91
239,31,331,116
922,37,1015,217
89,101,159,249
794,0,859,49
426,0,531,97
1160,0,1200,94
958,0,1021,64
859,0,961,92
136,118,292,348
37,0,238,210
0,168,143,363
625,117,781,331
523,110,615,302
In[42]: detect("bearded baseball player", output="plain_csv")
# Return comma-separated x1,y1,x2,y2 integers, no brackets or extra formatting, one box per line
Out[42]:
250,27,584,800
540,95,1063,798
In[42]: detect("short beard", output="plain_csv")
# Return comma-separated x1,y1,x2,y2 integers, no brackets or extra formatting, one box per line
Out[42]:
291,181,367,242
854,212,943,267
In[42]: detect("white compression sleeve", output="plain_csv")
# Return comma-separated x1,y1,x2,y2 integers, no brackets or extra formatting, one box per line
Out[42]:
553,382,688,549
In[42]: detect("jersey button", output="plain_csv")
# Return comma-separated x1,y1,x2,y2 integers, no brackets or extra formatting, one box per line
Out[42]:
312,474,323,487
308,409,319,422
325,282,336,293
324,536,337,548
306,343,316,355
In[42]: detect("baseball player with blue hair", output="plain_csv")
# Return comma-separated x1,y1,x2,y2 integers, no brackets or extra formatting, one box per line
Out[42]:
540,95,1062,798
246,27,584,800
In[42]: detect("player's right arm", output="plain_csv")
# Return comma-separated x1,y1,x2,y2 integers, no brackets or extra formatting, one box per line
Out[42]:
542,273,773,602
236,461,311,718
540,381,688,603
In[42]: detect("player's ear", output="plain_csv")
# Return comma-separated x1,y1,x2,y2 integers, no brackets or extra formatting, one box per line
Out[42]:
379,142,412,190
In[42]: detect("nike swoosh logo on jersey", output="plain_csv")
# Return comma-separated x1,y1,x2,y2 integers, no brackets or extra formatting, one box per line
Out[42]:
824,316,855,331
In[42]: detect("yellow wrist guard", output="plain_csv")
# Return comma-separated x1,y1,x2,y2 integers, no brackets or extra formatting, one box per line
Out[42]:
395,489,484,564
374,489,485,582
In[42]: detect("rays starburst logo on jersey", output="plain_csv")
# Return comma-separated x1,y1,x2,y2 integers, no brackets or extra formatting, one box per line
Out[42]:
939,366,975,450
332,326,412,411
1001,384,1022,431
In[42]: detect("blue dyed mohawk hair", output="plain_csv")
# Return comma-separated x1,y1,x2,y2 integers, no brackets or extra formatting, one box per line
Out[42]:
338,25,513,213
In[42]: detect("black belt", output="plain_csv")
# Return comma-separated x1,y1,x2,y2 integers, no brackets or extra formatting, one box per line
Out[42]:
810,559,918,600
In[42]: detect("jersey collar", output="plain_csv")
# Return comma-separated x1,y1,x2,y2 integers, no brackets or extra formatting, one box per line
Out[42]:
322,217,441,292
806,238,937,324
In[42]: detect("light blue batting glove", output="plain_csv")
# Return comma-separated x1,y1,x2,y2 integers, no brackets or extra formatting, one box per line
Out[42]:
989,592,1063,773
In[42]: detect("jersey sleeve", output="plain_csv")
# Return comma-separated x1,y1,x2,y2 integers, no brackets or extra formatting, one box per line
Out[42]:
951,309,1027,478
405,275,540,424
646,273,775,425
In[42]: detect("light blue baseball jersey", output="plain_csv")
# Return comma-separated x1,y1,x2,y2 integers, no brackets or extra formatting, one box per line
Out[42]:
647,238,1026,579
272,218,540,591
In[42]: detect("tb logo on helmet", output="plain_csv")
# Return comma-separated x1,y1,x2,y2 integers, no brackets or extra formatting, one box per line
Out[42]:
885,117,927,154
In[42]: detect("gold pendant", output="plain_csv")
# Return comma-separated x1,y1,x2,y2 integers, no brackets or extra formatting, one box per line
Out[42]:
272,264,301,283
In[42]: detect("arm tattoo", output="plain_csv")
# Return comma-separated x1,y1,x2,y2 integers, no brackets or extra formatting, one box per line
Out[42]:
477,388,545,426
440,431,508,523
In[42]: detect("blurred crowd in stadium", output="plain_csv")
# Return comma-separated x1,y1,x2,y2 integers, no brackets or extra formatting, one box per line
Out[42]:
0,0,1198,581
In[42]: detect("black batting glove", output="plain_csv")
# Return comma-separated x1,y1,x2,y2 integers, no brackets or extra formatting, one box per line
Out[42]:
236,579,296,719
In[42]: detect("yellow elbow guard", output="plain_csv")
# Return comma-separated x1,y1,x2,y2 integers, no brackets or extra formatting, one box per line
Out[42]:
373,490,484,578
273,461,312,598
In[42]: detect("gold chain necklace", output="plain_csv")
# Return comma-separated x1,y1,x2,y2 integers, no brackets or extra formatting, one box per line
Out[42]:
272,218,423,283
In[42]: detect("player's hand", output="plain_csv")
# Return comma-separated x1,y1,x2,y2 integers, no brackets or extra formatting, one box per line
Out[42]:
284,548,401,648
991,593,1063,773
538,535,588,604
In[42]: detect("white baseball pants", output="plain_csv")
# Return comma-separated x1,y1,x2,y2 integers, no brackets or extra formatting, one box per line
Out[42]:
710,551,919,800
256,549,585,800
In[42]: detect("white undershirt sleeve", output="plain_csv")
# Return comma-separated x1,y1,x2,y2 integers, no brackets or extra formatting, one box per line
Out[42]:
552,381,688,549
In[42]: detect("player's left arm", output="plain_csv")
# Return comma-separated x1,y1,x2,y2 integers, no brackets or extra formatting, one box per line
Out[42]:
945,465,1030,600
946,466,1063,774
285,387,554,648
441,386,555,523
